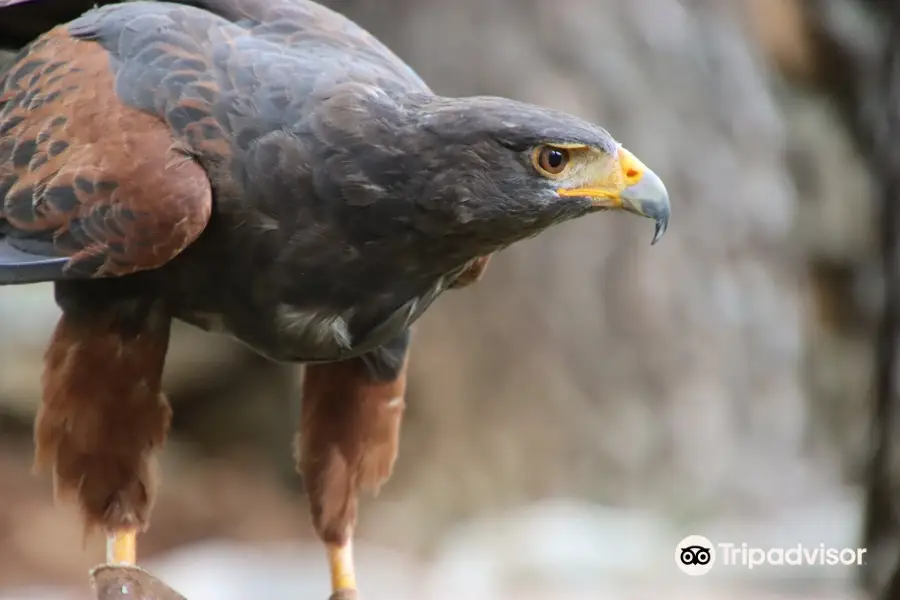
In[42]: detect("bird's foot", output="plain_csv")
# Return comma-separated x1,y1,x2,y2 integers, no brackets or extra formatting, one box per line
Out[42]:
328,590,360,600
90,564,186,600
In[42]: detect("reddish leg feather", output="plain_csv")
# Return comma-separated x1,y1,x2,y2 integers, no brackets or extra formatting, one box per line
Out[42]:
448,254,492,289
34,307,172,559
296,338,410,599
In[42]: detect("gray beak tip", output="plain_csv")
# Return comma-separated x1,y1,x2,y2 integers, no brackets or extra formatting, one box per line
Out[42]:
651,216,668,246
621,167,671,246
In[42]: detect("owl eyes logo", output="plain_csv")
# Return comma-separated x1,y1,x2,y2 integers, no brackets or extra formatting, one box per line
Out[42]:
675,535,716,575
681,545,711,565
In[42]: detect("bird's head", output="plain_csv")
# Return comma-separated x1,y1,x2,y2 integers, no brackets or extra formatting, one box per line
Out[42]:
405,96,670,246
307,90,670,260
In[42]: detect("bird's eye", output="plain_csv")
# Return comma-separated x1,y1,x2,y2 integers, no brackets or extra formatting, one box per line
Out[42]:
533,146,571,176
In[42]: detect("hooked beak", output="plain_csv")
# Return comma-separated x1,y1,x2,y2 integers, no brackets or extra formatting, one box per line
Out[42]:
558,146,671,245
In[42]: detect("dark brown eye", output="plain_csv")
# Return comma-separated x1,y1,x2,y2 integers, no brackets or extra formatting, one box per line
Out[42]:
533,146,570,176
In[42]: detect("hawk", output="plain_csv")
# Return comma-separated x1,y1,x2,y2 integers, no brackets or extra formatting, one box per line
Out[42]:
0,1,670,597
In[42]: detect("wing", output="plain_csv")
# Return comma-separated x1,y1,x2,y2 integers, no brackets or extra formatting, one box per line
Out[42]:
0,22,213,284
0,0,435,285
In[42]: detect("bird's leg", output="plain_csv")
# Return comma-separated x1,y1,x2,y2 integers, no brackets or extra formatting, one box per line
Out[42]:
34,302,172,567
295,330,411,600
106,529,137,565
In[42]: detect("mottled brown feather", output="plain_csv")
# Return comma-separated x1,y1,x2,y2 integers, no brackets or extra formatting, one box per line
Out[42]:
0,27,212,278
295,351,409,545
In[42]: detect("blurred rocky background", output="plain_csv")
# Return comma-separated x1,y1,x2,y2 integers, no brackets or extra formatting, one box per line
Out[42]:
0,0,894,598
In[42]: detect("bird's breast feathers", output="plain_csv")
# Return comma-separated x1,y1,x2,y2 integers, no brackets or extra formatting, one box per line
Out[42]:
177,269,453,363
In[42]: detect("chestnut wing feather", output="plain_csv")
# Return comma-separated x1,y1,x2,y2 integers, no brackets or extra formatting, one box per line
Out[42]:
0,25,213,284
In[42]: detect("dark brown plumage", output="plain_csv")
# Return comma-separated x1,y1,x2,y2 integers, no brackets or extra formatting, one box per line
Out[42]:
0,1,670,597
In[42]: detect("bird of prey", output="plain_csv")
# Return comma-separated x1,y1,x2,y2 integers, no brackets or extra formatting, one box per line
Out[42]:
0,0,670,598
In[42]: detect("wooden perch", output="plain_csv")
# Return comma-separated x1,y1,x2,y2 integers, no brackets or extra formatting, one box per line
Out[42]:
90,565,187,600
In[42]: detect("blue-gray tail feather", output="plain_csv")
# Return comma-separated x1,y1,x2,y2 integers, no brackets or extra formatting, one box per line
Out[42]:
0,237,68,284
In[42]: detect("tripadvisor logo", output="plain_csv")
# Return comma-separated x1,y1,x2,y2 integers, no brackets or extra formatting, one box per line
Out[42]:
676,535,715,576
718,542,867,569
676,535,867,575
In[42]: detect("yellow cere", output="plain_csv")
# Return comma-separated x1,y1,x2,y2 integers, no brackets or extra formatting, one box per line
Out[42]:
557,145,646,205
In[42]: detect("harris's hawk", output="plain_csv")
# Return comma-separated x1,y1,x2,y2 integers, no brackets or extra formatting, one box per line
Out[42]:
0,0,671,598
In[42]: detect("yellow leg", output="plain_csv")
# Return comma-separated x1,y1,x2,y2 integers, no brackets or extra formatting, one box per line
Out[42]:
106,529,137,565
328,541,357,593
